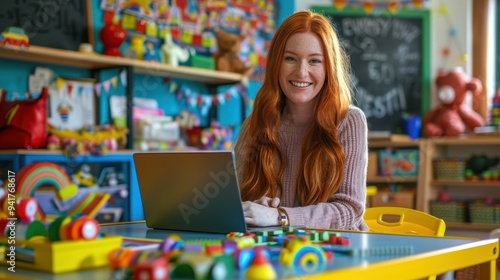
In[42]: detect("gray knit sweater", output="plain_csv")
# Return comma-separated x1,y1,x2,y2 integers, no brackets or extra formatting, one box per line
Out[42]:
234,106,369,231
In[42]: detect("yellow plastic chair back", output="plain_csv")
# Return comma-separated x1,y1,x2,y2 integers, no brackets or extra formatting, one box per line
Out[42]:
364,206,446,237
364,207,447,280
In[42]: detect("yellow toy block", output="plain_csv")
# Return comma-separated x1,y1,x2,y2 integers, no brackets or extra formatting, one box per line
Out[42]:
0,236,122,273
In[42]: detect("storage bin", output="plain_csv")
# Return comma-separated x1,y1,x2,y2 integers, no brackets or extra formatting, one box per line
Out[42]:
469,203,500,224
430,201,467,223
433,158,467,181
371,191,415,208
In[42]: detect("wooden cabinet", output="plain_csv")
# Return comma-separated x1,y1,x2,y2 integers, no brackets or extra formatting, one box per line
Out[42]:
418,136,500,231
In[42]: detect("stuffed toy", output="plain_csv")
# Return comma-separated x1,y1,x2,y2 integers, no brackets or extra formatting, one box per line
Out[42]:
423,68,485,137
213,29,253,76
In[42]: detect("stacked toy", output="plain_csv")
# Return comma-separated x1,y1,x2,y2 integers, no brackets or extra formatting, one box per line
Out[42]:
491,88,500,129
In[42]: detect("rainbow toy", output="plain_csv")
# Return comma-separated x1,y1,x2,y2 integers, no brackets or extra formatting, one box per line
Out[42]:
5,162,109,221
5,162,79,221
15,162,78,200
279,237,327,275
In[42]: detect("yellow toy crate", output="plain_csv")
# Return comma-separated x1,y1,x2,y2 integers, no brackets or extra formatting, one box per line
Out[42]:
1,236,122,273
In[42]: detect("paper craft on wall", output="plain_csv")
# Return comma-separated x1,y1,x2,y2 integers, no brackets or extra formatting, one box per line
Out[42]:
48,78,96,130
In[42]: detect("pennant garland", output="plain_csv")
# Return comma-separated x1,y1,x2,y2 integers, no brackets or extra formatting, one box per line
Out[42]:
53,77,94,102
94,70,128,97
177,83,248,117
436,0,467,67
331,0,430,14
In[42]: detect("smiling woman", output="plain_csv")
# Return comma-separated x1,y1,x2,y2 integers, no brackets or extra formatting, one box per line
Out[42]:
278,32,326,107
233,10,368,231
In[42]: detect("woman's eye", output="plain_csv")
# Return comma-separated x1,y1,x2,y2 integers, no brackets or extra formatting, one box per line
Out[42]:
284,56,296,61
310,59,322,64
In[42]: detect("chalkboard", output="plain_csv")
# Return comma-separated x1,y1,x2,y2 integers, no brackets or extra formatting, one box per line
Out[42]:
0,0,93,50
312,7,431,133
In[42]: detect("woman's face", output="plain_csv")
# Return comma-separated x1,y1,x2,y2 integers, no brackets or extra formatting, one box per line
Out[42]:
279,32,326,107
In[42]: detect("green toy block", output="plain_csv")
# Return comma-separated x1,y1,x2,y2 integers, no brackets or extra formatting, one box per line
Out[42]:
191,54,215,70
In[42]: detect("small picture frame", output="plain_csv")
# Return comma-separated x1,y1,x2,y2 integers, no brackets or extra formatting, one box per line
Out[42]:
48,77,97,130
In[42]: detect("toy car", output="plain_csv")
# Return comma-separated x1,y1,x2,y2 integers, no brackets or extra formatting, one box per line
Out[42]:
0,26,30,48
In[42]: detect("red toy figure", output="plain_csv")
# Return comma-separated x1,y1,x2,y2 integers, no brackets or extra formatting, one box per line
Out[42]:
423,67,485,137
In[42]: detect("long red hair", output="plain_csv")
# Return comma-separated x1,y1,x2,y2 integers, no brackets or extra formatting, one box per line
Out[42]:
240,10,352,205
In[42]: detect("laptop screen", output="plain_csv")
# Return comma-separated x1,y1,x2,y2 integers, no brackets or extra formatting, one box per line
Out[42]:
133,151,247,233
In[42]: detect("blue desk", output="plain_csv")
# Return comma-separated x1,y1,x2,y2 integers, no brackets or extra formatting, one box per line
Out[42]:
5,221,499,279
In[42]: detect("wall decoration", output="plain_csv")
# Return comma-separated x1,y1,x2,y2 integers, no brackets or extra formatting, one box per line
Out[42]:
98,0,276,75
435,0,468,69
330,0,430,14
48,78,96,130
177,82,248,117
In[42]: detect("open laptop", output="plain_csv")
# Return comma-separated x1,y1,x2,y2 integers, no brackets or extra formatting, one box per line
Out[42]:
134,150,249,234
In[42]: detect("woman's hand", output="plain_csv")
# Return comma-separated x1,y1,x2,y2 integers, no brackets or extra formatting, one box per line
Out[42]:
242,200,280,227
253,196,280,208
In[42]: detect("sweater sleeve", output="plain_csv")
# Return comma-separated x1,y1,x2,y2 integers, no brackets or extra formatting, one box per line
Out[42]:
282,107,369,231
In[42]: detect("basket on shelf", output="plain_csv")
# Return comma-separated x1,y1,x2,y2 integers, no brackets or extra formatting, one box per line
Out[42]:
468,202,500,224
432,157,467,181
430,201,467,223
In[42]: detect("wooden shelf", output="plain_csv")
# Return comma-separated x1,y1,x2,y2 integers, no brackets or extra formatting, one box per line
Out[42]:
0,45,244,85
426,135,500,146
368,139,421,148
431,180,500,187
367,176,418,183
0,148,198,155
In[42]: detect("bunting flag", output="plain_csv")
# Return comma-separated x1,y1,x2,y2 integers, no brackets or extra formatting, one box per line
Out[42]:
361,2,376,14
111,76,119,89
331,0,429,14
56,78,65,91
94,69,128,96
176,83,248,117
66,83,73,97
333,0,348,11
387,2,399,14
119,70,127,86
49,77,95,101
436,0,467,67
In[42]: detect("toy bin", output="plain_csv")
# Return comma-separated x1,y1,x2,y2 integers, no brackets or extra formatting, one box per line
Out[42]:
430,201,467,223
378,149,419,176
469,202,499,224
433,158,467,181
0,236,122,273
371,191,415,208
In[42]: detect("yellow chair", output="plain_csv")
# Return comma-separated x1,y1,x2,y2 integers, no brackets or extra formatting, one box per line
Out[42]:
364,206,446,236
364,207,447,280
